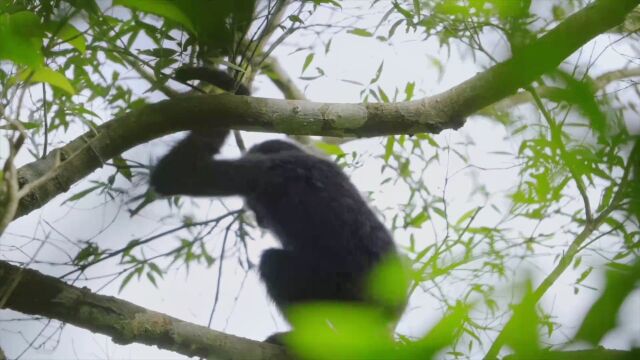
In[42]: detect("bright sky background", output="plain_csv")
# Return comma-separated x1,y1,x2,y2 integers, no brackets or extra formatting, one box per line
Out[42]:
1,2,639,359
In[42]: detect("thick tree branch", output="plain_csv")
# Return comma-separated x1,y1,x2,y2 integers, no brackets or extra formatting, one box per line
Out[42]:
12,0,639,219
0,260,289,360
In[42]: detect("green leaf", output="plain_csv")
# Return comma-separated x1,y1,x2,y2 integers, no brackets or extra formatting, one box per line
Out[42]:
415,133,439,147
404,81,415,101
432,207,446,219
348,28,373,37
384,136,395,162
366,256,409,309
17,67,75,95
409,303,468,357
315,142,345,156
119,270,137,293
146,272,158,287
377,86,389,103
289,15,304,24
392,2,413,20
576,267,593,284
504,284,540,357
455,207,479,226
288,303,395,359
114,0,195,33
407,211,429,228
112,155,133,182
62,184,102,204
0,11,43,68
302,53,314,74
576,260,640,344
370,61,384,84
139,48,178,58
47,21,86,52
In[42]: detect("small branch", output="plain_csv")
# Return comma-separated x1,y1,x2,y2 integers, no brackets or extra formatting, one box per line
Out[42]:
0,260,289,360
126,57,181,99
62,210,242,279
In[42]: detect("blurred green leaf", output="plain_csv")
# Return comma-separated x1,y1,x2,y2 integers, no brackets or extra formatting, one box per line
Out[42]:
315,142,345,156
407,211,429,228
404,81,415,101
302,53,314,74
47,21,86,52
348,28,373,37
112,155,133,182
407,303,468,358
114,0,195,32
0,11,43,67
17,67,75,94
63,184,102,204
384,136,395,162
504,283,540,357
366,256,409,309
287,303,396,360
575,260,640,344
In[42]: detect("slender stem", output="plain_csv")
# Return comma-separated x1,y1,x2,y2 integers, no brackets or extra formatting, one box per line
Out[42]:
41,83,49,158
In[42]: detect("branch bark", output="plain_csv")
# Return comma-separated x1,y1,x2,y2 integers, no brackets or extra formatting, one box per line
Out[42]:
13,0,639,220
0,260,289,360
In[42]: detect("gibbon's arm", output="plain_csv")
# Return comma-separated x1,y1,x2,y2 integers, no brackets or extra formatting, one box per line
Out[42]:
150,131,258,197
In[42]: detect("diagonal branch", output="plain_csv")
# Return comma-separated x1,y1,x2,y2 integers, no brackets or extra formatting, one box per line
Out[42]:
13,0,640,220
0,260,289,360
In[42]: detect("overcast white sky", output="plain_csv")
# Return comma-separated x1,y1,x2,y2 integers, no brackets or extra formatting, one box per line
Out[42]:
1,2,639,359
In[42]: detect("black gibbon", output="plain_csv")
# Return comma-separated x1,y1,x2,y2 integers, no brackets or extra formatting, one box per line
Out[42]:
151,67,401,342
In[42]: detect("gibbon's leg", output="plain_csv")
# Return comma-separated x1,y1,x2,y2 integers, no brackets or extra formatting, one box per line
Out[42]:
259,248,363,310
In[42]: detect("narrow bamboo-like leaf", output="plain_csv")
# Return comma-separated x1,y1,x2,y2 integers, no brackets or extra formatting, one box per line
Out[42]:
302,53,314,74
384,136,395,162
63,184,102,204
347,28,373,37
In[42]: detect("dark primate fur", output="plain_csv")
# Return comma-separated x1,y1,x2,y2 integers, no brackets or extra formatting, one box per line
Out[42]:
151,132,397,305
152,67,398,342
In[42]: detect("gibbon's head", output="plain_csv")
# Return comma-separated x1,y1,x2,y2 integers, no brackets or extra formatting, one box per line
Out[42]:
248,140,303,155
